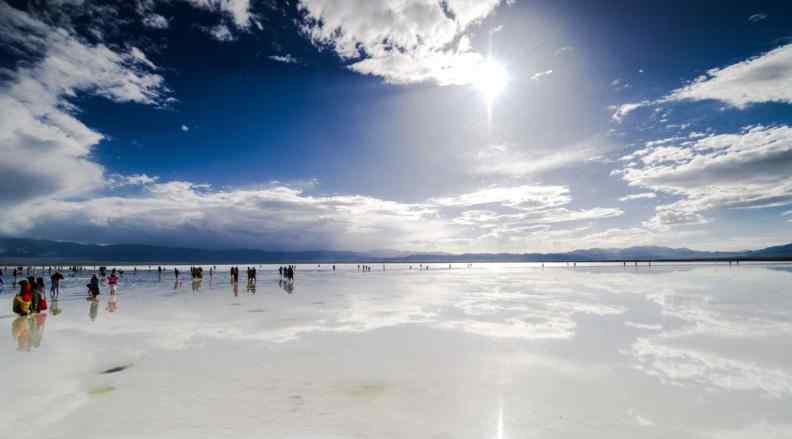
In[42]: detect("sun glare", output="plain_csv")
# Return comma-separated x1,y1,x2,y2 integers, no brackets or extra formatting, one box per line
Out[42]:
475,59,509,103
475,59,509,129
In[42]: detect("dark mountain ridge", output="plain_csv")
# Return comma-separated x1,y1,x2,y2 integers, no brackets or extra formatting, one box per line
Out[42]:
0,238,790,264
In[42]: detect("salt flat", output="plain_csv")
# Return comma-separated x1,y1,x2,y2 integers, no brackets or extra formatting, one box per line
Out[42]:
2,263,791,438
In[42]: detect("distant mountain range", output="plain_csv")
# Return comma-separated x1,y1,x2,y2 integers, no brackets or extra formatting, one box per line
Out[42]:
0,238,790,264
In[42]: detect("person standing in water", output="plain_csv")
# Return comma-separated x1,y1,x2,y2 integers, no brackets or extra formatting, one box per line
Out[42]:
13,280,32,316
87,274,100,299
50,270,64,299
108,270,119,295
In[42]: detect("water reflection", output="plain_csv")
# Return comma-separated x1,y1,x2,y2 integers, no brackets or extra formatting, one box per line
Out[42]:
88,297,99,321
11,314,46,351
50,299,63,316
278,279,294,294
2,263,791,438
106,294,119,313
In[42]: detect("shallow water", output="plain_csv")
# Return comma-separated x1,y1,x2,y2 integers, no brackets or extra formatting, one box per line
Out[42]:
2,263,791,438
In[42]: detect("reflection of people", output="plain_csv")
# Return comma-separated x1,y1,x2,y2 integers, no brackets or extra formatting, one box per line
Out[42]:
12,314,47,351
106,294,118,312
12,317,31,351
89,298,99,321
233,281,239,297
29,313,46,348
50,299,63,316
278,279,294,294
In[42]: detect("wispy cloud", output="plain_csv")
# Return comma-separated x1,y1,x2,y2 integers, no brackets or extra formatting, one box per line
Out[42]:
748,13,768,23
530,69,553,80
619,192,656,202
269,54,298,64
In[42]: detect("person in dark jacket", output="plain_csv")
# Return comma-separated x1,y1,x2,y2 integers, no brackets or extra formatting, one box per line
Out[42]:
87,274,100,299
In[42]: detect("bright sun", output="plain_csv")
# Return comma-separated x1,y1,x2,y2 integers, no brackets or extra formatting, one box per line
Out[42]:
475,59,509,103
474,59,509,129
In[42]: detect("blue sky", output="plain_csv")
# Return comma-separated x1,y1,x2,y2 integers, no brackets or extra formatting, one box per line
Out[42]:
1,0,791,252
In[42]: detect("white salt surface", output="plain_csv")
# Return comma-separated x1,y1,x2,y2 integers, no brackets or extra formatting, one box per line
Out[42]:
2,263,792,438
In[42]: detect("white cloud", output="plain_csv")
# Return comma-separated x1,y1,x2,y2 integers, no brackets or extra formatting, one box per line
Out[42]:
207,23,236,42
617,125,792,229
186,0,252,28
0,3,168,207
619,192,656,202
610,78,631,91
610,101,650,123
611,44,792,122
297,0,506,85
666,43,792,108
430,184,623,245
432,185,571,209
269,54,298,64
181,124,189,132
1,182,447,251
142,13,169,29
471,142,605,177
108,174,159,188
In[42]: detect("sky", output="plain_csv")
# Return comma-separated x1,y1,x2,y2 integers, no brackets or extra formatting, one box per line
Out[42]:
1,0,791,253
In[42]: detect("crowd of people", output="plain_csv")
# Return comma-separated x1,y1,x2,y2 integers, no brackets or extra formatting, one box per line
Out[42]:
278,265,295,280
7,261,462,320
12,276,48,316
